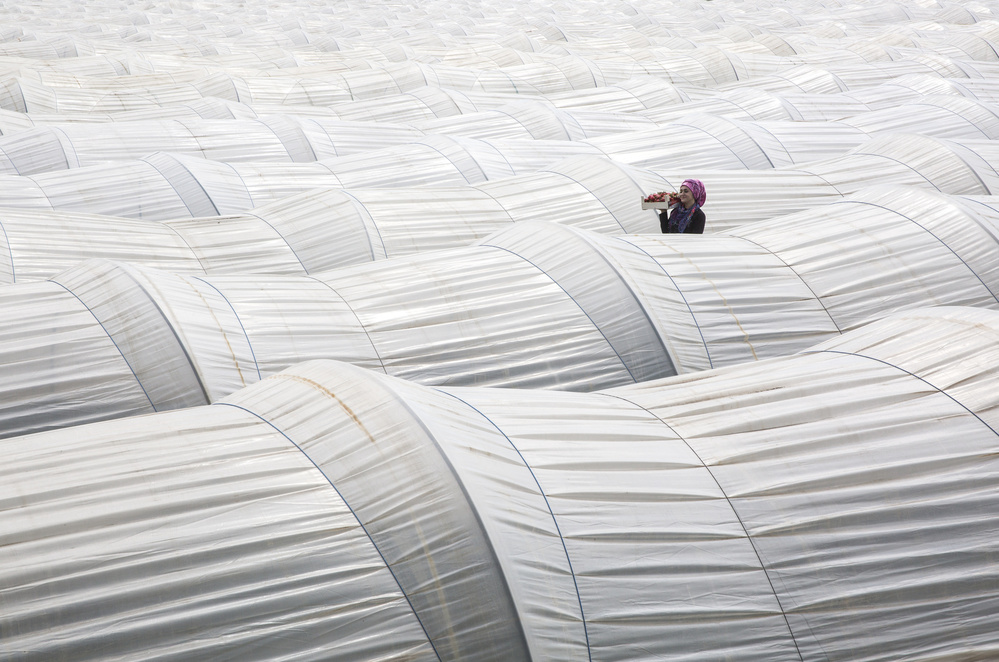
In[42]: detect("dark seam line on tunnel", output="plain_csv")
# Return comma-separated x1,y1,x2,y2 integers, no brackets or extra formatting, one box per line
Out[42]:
914,102,994,139
378,385,534,660
548,59,588,92
447,88,473,114
160,223,211,274
744,121,794,166
614,238,714,369
805,348,999,437
592,390,807,662
23,174,57,212
557,108,585,140
0,220,13,282
51,126,80,169
219,159,258,211
343,73,354,102
981,39,999,61
841,153,944,191
776,95,803,122
50,280,156,410
400,90,438,120
475,138,518,177
618,85,653,110
142,155,219,218
575,230,679,377
537,170,629,233
120,268,214,405
213,401,444,662
413,62,430,89
669,122,759,169
303,275,388,375
956,143,999,185
236,210,310,271
468,184,516,226
336,189,384,261
949,49,975,65
226,75,242,103
828,71,848,92
772,73,810,94
584,59,598,89
938,142,992,194
478,243,639,382
303,118,339,158
698,95,756,119
270,118,319,163
191,276,262,380
727,234,843,334
489,108,556,141
789,166,844,197
953,196,999,246
281,79,316,108
174,118,210,162
633,61,655,79
311,158,346,190
841,200,999,304
433,388,593,661
686,57,716,85
420,139,481,184
722,50,740,81
258,117,317,162
722,117,776,167
579,141,613,163
678,66,706,87
0,143,19,174
186,81,206,104
497,68,521,94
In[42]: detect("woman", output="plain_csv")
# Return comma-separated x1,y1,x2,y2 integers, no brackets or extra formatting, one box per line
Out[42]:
659,178,706,234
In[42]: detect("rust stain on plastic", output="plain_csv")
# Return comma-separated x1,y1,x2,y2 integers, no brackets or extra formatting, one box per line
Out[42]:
271,373,377,444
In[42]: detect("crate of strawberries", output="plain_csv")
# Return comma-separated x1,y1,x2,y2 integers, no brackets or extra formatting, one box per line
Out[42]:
642,191,679,210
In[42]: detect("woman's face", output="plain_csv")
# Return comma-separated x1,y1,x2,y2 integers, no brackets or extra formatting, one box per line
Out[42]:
678,185,695,208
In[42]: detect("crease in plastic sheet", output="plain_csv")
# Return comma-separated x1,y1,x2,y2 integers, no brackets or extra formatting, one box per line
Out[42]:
51,261,211,412
605,309,999,660
731,194,999,331
187,272,384,377
0,281,155,438
163,213,307,275
222,364,532,661
617,233,840,366
126,268,260,399
321,246,634,389
0,405,439,661
0,208,203,284
482,221,678,381
447,385,800,661
3,184,999,438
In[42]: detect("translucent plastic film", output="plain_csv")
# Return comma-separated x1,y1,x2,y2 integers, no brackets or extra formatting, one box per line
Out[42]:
2,307,997,660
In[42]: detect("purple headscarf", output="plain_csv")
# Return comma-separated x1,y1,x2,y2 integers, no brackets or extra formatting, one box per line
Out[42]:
665,178,707,233
682,178,706,208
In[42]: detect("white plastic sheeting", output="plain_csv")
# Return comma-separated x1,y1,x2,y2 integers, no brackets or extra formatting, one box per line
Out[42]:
0,129,997,231
591,95,999,170
0,138,636,219
1,306,997,661
2,1,999,658
659,133,999,232
0,155,665,281
0,118,432,173
3,86,999,179
1,185,997,438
